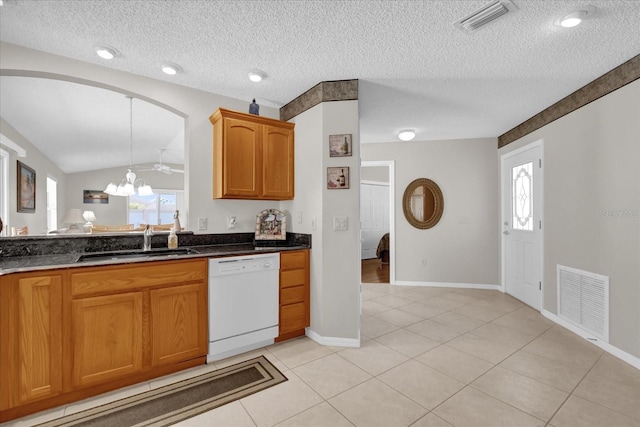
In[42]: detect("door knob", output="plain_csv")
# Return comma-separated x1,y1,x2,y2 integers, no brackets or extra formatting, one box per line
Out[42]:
503,230,510,235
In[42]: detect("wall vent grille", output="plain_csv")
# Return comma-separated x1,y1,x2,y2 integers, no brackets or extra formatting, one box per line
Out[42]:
557,265,609,342
453,0,518,33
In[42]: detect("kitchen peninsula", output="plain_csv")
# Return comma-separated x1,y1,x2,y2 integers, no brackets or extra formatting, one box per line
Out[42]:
0,232,310,422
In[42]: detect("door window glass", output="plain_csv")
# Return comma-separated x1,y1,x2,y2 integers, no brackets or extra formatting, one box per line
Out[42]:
512,162,533,231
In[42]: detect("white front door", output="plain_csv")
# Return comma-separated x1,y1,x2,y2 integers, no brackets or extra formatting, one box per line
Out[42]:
501,142,543,310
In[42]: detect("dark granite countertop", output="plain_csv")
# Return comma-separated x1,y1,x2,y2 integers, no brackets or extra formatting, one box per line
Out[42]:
0,232,311,275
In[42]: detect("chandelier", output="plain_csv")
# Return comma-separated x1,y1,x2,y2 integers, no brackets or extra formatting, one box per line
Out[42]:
104,96,153,197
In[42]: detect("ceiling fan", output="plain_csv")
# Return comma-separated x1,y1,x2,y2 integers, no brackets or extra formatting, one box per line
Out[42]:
140,149,184,174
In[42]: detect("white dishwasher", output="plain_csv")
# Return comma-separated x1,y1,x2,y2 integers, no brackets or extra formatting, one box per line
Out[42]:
207,253,280,363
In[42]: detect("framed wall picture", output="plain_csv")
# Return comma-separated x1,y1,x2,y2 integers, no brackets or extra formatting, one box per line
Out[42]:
329,134,352,157
327,167,349,189
17,160,36,213
83,190,109,204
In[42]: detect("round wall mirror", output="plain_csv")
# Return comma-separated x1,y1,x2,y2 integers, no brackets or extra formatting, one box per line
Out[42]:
402,178,444,229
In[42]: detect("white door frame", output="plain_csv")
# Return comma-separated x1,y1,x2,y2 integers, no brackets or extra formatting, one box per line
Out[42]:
361,160,395,285
500,139,544,310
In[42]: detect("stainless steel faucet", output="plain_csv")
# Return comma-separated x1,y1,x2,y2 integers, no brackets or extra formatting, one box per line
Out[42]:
143,225,152,251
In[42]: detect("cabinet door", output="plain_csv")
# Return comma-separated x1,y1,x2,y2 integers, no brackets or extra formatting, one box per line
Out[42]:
12,275,63,406
71,292,143,389
262,125,294,199
150,282,208,366
222,118,261,197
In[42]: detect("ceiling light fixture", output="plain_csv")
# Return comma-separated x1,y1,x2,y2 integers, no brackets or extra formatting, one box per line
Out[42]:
557,5,596,28
161,62,182,75
398,129,416,141
248,70,266,83
95,45,117,60
104,96,153,197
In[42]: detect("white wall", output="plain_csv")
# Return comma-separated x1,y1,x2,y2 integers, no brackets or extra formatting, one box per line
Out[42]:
361,165,388,183
499,79,640,359
64,165,183,227
282,100,361,342
362,137,500,286
0,117,66,235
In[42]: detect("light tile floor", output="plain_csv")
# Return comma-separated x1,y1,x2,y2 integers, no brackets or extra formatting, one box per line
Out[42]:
5,284,640,427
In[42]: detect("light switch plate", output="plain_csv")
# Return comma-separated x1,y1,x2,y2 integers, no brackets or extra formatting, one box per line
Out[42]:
333,216,348,231
198,217,208,230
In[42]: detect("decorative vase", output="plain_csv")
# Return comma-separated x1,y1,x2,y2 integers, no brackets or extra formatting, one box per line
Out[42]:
249,99,260,115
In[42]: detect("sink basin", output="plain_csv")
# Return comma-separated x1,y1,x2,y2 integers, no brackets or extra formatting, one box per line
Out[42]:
75,248,199,262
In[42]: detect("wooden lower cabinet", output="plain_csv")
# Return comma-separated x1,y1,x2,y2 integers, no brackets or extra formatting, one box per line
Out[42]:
0,258,208,422
276,249,310,341
71,292,144,389
0,272,63,412
150,282,208,366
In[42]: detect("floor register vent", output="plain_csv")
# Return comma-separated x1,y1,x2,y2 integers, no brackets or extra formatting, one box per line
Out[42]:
557,265,609,342
453,0,518,33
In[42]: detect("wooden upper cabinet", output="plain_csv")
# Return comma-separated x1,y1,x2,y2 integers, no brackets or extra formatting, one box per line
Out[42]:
262,124,295,199
211,108,295,200
222,118,261,198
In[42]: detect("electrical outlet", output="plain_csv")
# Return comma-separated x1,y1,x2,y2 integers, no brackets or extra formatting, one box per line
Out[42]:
297,211,303,224
198,217,208,230
226,216,237,229
311,217,317,231
421,259,427,267
333,216,348,231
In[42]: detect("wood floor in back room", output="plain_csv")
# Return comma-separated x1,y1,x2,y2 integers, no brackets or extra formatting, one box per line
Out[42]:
361,258,389,284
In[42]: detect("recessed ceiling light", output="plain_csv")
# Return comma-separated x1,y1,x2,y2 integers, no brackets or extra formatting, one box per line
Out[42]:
248,70,266,83
161,62,182,75
398,129,416,141
557,5,596,28
95,45,117,60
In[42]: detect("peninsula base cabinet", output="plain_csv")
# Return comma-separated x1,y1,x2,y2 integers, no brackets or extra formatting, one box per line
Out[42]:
0,272,64,412
0,259,208,422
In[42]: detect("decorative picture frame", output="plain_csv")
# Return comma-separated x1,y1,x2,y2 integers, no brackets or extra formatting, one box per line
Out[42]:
327,166,350,189
17,160,36,213
329,134,352,157
255,209,287,240
83,190,109,204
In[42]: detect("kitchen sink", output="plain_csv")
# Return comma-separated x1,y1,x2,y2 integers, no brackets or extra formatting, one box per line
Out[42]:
75,247,199,262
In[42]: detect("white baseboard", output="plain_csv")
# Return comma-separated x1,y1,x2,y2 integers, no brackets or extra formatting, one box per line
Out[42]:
542,310,640,371
305,328,360,348
393,280,501,291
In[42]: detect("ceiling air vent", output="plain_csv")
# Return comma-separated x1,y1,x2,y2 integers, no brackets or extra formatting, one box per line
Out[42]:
453,0,518,33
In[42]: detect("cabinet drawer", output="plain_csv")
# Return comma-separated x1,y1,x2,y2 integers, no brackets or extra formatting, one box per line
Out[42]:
70,259,206,297
280,251,307,270
280,302,306,332
280,285,304,305
280,269,305,288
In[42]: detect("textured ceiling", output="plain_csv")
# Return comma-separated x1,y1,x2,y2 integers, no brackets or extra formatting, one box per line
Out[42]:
1,0,639,172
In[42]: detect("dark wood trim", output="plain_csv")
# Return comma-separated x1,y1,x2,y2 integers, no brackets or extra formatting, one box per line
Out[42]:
499,54,640,148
